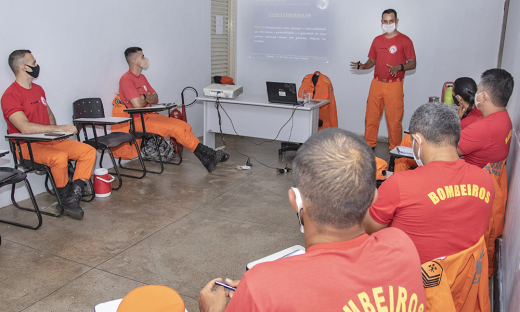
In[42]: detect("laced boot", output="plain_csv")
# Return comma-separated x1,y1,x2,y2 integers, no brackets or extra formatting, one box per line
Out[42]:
194,144,223,173
61,180,85,220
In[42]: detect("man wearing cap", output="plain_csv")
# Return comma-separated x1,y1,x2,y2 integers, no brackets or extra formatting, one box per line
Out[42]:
117,47,229,173
351,9,416,150
199,128,425,312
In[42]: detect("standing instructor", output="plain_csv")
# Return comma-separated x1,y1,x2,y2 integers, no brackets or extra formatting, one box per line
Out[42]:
351,9,416,150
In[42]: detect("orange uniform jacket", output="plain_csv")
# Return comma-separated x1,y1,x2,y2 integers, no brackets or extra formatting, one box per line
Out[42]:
298,71,338,130
483,160,507,276
421,235,489,312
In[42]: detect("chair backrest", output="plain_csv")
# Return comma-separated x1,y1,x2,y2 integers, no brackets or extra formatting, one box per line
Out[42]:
73,98,105,119
421,235,489,312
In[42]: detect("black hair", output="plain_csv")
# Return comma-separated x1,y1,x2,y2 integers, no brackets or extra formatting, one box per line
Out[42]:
382,9,397,20
453,77,477,119
124,47,142,64
8,50,31,74
480,68,514,108
409,103,461,147
293,128,376,230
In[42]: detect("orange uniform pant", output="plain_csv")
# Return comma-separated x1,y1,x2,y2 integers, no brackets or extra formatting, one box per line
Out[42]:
133,113,199,152
365,79,404,149
16,139,96,188
394,134,418,172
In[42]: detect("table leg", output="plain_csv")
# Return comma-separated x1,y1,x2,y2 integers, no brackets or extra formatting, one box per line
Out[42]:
203,101,216,149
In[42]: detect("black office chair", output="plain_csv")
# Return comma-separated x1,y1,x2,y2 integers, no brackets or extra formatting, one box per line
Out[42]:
73,98,146,190
0,165,42,230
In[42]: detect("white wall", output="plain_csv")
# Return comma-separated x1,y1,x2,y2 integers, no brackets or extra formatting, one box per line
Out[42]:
236,0,504,138
499,0,520,309
0,0,210,207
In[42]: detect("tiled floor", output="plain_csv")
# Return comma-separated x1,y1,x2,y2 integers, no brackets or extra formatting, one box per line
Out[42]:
0,135,389,312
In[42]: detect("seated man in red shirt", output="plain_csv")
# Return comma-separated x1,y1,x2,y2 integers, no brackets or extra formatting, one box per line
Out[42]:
118,47,228,173
199,128,426,312
457,68,514,168
1,50,96,220
364,103,494,264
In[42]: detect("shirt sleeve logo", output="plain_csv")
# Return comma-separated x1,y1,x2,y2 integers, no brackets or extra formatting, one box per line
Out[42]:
41,96,47,106
143,85,148,93
389,45,398,54
421,261,443,288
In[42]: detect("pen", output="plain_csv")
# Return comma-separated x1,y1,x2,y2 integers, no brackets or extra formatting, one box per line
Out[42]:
215,281,236,291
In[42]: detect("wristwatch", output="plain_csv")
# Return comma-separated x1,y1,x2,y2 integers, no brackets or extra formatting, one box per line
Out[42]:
400,64,405,71
142,94,147,100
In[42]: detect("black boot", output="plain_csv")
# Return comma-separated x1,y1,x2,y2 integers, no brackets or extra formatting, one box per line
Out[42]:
194,144,223,173
219,150,230,162
57,183,71,199
61,180,85,220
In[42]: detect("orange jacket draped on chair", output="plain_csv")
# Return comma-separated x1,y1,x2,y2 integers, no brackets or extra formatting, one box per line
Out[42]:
298,71,338,130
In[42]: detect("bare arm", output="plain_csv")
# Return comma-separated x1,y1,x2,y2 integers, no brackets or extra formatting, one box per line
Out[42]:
387,58,417,77
9,111,77,134
146,92,159,104
350,58,376,70
129,92,159,108
362,210,388,234
47,106,57,125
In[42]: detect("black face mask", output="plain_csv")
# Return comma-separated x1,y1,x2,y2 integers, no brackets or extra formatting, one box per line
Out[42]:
25,64,40,78
452,94,460,106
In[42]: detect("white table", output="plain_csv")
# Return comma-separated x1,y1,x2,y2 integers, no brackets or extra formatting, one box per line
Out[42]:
196,94,329,149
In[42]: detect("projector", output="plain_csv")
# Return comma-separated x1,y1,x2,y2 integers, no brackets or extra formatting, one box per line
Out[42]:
203,84,243,99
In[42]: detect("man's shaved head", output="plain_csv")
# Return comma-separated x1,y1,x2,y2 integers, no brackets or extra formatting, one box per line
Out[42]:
293,128,376,230
124,47,142,64
8,49,31,74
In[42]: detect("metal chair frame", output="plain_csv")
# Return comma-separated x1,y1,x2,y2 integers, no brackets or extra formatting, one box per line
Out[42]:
73,98,147,190
0,167,42,230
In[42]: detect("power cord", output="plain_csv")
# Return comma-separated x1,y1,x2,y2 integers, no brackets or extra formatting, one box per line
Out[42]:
213,94,297,172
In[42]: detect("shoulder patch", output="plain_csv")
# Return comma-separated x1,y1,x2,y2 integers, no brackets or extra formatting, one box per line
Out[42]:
422,261,443,288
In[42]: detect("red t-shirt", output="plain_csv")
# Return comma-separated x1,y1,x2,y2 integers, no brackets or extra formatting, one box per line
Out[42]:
118,70,156,108
1,82,50,134
370,160,493,264
460,108,483,130
459,111,512,168
368,32,416,80
226,228,426,312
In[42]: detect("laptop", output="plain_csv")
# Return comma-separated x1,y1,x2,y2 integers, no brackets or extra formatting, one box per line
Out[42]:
266,82,303,105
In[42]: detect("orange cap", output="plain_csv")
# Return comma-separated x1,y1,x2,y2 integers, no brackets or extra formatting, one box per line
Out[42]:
220,76,234,84
117,285,185,312
375,157,387,180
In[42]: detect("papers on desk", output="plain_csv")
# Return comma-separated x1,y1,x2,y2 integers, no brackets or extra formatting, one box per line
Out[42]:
395,146,414,157
6,132,73,140
246,245,305,270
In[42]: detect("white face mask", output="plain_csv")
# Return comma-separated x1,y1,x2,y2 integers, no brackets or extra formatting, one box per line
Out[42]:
474,92,483,110
382,23,396,34
291,187,304,233
412,136,424,167
140,57,149,70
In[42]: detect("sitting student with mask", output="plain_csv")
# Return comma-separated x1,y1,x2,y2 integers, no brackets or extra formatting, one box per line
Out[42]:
458,68,513,169
1,50,96,220
115,47,229,173
364,103,494,264
199,128,425,312
394,77,481,172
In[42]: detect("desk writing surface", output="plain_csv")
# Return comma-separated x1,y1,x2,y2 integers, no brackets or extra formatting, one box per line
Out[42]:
124,104,174,113
196,94,329,111
73,117,131,125
5,132,74,141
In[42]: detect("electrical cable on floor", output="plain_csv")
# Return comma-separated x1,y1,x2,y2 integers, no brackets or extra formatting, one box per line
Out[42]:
213,94,297,171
